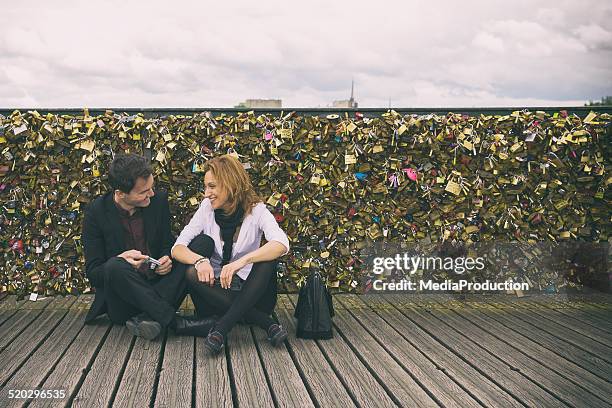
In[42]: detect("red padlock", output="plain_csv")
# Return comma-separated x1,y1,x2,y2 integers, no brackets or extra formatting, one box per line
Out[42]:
530,213,543,225
11,239,23,252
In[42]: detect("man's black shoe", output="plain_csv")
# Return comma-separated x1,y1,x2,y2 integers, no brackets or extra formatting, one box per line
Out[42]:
126,314,161,340
267,324,288,347
173,316,217,337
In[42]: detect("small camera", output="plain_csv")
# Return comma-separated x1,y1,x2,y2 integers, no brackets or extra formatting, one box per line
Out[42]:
145,256,162,270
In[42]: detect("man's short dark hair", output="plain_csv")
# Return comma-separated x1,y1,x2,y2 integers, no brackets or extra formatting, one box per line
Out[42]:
108,154,152,193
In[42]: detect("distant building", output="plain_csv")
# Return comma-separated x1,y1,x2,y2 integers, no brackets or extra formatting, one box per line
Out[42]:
332,80,358,108
235,99,282,108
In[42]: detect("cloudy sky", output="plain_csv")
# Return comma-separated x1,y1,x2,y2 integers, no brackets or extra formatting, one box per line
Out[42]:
1,0,611,108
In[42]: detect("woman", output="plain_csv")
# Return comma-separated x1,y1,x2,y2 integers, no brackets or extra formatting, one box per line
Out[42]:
171,154,290,354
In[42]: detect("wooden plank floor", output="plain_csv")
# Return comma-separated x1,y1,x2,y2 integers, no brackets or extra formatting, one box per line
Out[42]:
0,293,610,408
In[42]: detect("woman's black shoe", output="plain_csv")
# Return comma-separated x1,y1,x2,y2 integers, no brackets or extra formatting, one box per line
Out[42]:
204,329,225,354
267,324,288,347
173,316,217,337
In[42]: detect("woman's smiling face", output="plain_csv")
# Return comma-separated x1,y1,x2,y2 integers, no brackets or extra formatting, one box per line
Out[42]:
204,171,230,212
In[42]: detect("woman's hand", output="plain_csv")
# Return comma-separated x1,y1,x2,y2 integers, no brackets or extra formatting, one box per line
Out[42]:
220,258,247,289
196,262,215,286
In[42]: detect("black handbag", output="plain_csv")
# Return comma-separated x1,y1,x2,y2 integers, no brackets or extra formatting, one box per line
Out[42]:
294,264,334,339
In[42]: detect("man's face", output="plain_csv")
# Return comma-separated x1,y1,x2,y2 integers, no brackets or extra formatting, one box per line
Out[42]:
119,174,155,208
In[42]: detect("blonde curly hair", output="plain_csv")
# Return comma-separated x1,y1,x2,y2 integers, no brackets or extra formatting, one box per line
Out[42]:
202,154,262,215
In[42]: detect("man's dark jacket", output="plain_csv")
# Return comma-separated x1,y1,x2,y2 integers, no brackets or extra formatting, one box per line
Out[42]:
82,190,175,323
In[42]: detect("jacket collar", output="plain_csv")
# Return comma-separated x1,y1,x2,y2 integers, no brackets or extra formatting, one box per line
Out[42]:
103,192,126,251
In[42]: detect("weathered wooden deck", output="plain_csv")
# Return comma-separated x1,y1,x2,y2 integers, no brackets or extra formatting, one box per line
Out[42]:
0,292,611,408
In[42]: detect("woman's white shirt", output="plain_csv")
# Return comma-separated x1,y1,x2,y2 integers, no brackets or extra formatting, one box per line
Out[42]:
172,198,290,280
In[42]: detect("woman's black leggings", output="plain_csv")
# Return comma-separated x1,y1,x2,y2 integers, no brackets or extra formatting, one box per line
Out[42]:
185,234,278,337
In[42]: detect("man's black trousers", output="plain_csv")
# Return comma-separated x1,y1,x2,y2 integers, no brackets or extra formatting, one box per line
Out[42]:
103,257,187,326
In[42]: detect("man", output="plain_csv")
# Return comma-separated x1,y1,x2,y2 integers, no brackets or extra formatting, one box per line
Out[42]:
82,153,213,339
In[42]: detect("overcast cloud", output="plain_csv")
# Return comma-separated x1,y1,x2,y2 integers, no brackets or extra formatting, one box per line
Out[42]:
1,0,611,108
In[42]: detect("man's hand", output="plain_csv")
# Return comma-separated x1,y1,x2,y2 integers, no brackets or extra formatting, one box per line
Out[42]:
220,258,247,289
155,256,172,275
117,250,147,269
196,262,215,286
